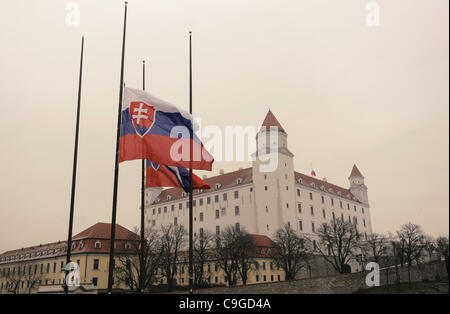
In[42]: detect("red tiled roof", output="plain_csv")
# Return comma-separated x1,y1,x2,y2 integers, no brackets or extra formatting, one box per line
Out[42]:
154,167,253,204
261,110,286,133
294,172,359,202
248,234,274,248
73,222,138,241
349,164,363,178
0,223,139,264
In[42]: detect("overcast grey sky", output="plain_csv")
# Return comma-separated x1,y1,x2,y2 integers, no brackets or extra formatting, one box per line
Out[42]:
0,0,448,252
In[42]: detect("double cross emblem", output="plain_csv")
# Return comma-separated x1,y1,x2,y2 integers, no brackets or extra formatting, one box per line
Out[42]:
130,101,156,137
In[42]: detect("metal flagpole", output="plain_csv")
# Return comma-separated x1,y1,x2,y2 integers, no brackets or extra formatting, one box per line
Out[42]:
139,60,146,294
64,35,84,294
188,30,194,294
107,1,128,294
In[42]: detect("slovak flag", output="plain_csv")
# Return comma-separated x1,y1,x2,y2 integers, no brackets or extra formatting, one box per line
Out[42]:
311,170,316,177
146,160,210,193
119,87,214,171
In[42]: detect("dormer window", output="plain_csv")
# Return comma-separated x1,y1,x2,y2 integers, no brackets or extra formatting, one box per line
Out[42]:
215,183,221,189
297,178,303,184
79,241,84,249
94,241,101,249
320,186,325,191
328,188,333,193
237,178,242,184
125,242,131,250
167,195,172,201
310,182,315,188
182,192,187,197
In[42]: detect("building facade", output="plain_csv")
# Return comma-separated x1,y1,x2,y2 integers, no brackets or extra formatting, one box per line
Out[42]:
0,223,138,294
145,110,372,240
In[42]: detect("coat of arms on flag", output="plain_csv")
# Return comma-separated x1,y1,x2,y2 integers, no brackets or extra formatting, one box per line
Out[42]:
130,101,155,137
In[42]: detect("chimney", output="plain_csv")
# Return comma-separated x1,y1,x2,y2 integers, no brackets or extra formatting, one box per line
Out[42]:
220,169,225,175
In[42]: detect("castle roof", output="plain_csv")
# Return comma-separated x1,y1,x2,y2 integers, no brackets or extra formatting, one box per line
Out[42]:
154,167,253,203
349,164,364,178
261,110,286,133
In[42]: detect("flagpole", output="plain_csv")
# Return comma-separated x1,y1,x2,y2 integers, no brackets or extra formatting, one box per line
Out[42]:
139,59,146,294
107,1,128,294
64,35,84,294
188,30,194,294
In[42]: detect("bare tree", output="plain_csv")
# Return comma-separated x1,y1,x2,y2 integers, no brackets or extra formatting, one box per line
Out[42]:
435,236,449,275
396,223,426,285
158,223,186,292
272,224,312,280
360,233,388,264
235,229,257,286
193,231,214,287
3,263,29,294
423,236,437,262
315,218,361,274
214,226,240,286
114,227,160,293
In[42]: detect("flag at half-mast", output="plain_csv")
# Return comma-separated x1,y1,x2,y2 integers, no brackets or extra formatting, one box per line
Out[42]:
120,87,214,170
146,159,210,193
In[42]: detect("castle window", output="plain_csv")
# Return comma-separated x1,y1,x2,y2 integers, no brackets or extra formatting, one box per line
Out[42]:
221,208,226,216
297,203,302,214
79,241,84,250
207,197,211,204
199,198,203,206
340,201,343,208
171,204,175,211
215,195,219,202
200,212,204,221
321,196,325,204
309,192,313,200
310,206,314,216
234,191,239,199
322,209,326,219
235,223,240,232
298,220,303,231
331,198,334,206
362,208,365,214
174,217,178,225
215,183,221,189
152,208,155,215
125,242,131,250
223,193,227,201
179,203,183,210
265,186,268,191
235,206,240,216
164,206,167,213
310,183,315,188
237,178,242,184
354,205,357,212
216,226,220,236
297,189,300,196
215,210,220,219
167,195,172,201
182,192,187,197
94,241,101,249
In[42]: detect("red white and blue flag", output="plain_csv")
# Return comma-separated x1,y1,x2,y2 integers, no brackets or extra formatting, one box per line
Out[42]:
119,87,214,170
311,170,316,177
146,159,210,192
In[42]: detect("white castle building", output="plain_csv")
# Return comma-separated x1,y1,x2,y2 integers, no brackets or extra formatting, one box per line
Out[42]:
145,110,372,239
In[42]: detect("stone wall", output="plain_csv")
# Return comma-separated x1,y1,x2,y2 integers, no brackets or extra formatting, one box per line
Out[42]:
193,261,447,294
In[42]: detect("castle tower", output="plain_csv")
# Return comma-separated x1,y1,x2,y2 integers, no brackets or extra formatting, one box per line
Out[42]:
348,164,369,205
252,110,296,236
